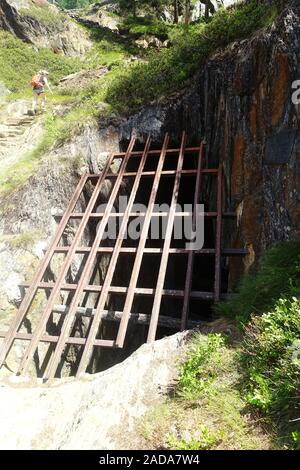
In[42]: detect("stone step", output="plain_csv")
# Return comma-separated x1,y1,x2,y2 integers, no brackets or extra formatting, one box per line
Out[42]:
0,130,25,137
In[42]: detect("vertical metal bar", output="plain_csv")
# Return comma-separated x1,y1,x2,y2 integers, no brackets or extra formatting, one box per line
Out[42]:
76,137,152,377
147,132,186,343
214,163,222,302
115,134,170,348
0,173,89,369
17,151,117,375
43,137,136,380
181,142,205,330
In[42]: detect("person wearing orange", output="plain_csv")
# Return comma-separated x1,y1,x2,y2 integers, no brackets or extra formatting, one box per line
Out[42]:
31,70,51,113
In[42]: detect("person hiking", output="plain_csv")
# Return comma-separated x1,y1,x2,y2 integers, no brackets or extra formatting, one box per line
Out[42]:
31,70,52,113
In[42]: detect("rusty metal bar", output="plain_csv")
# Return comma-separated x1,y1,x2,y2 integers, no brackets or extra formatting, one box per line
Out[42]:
0,173,89,369
147,132,187,343
181,143,205,331
115,134,170,348
76,137,152,377
214,164,223,302
100,169,217,178
0,331,115,347
16,146,123,376
50,307,205,330
61,211,236,219
44,247,248,255
106,146,201,158
43,137,137,380
20,282,230,300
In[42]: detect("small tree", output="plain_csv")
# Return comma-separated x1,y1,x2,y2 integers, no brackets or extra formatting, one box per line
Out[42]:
185,0,190,25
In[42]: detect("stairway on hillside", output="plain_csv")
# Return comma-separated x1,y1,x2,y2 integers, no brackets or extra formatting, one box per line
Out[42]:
0,104,43,174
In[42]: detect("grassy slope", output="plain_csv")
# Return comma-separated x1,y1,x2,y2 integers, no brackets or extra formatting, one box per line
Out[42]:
0,32,81,92
0,1,279,198
104,1,278,113
141,333,271,450
140,242,300,450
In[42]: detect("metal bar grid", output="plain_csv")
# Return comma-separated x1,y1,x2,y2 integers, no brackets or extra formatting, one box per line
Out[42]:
147,132,187,342
0,133,247,379
115,134,170,348
214,164,223,302
181,143,205,330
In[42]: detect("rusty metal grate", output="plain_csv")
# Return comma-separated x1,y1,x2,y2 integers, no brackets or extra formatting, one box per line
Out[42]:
0,133,247,379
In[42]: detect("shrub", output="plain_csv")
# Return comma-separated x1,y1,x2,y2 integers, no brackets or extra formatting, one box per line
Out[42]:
105,0,278,113
0,31,81,92
240,297,300,447
215,242,300,324
177,333,226,400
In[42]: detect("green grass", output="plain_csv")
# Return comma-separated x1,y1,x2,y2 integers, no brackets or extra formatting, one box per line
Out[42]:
0,230,42,249
141,241,300,450
141,331,271,450
142,314,299,450
82,24,139,69
121,16,172,40
0,104,91,197
215,241,300,324
239,296,300,448
19,4,67,30
0,31,82,92
104,0,278,113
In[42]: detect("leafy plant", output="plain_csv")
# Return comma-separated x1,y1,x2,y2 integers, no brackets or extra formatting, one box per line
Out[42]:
105,0,278,113
239,296,300,448
215,241,300,323
167,425,221,450
0,31,81,92
178,333,225,400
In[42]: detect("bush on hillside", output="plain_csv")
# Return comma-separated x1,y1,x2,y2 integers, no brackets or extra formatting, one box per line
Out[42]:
215,242,300,323
0,32,81,92
240,296,300,447
105,0,278,113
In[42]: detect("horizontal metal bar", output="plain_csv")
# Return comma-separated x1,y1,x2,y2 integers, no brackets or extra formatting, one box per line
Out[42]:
88,147,202,161
56,211,236,219
87,169,218,179
50,247,248,256
0,311,208,338
51,305,205,330
20,282,231,299
0,331,115,348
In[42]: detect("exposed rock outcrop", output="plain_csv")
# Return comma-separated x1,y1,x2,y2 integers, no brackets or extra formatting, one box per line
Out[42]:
0,0,91,56
68,4,119,33
58,67,108,92
115,2,300,286
0,331,188,449
0,104,120,376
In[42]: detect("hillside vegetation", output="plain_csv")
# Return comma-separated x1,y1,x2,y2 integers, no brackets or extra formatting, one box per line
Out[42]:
140,243,300,450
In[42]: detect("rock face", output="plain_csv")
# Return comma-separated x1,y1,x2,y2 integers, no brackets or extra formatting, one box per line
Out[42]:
0,331,187,450
58,67,108,93
116,2,300,286
0,104,120,377
68,4,119,33
0,0,91,55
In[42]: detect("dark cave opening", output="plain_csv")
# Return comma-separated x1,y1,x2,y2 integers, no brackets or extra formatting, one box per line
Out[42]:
79,136,232,374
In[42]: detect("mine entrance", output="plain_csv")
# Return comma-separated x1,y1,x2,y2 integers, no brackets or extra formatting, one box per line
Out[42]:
0,133,247,379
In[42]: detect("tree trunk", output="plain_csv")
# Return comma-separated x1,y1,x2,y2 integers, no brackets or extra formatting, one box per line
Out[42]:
185,0,190,26
173,0,179,24
205,0,209,20
133,0,136,18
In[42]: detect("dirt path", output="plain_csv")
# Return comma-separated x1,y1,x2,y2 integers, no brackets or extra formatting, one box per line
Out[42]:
0,100,44,176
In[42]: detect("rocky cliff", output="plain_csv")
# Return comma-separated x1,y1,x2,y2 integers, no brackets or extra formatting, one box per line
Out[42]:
0,0,299,377
0,0,91,55
0,332,187,449
116,1,300,286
